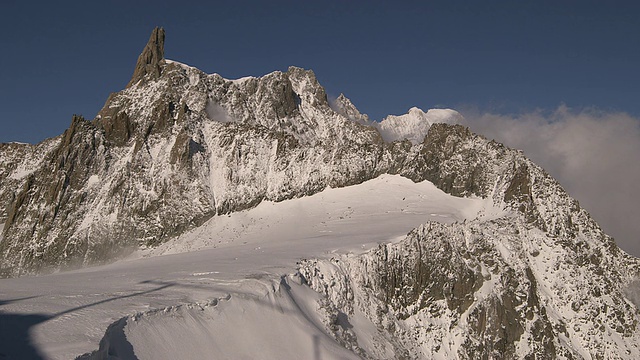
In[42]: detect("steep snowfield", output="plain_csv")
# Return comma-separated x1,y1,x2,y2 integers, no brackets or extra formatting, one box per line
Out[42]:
0,175,500,360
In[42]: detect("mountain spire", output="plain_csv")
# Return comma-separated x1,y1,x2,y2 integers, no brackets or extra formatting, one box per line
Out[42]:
127,27,166,88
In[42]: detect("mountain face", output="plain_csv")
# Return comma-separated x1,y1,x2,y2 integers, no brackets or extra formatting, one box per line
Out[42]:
297,129,640,358
2,27,640,358
0,27,458,276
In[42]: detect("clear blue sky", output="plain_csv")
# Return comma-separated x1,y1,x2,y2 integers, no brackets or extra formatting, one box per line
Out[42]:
1,0,639,144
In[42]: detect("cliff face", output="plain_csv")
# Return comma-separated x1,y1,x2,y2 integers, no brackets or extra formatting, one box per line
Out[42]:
127,27,166,88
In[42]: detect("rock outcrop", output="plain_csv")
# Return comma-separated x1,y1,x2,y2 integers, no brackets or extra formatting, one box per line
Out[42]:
127,26,166,87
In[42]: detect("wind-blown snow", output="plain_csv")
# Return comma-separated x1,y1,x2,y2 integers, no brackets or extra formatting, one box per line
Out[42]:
0,175,500,360
164,59,195,70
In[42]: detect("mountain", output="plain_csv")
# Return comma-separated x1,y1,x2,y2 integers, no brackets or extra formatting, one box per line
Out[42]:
0,27,461,277
1,27,640,359
298,127,640,358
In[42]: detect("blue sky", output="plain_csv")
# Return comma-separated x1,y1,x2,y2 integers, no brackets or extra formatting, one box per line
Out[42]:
1,0,639,143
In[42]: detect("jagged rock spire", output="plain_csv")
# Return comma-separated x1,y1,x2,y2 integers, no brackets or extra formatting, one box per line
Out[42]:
127,27,166,87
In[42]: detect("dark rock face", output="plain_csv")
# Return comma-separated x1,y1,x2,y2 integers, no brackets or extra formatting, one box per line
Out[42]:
99,104,135,146
376,229,485,316
1,115,111,275
0,139,61,225
127,27,165,88
397,123,508,199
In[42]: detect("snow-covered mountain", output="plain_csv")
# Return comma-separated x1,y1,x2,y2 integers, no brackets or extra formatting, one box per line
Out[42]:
1,27,640,359
0,27,460,277
298,129,640,358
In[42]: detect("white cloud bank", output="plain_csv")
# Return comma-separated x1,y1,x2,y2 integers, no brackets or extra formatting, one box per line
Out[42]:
460,106,640,257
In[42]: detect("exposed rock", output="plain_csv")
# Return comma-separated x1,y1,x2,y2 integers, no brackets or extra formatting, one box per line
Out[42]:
127,26,165,87
331,93,371,125
1,115,111,275
299,216,640,359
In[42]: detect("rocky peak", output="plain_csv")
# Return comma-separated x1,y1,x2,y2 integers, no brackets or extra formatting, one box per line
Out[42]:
127,27,166,88
331,93,371,125
286,66,327,107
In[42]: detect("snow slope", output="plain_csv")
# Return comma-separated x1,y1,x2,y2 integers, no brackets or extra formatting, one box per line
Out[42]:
0,175,499,360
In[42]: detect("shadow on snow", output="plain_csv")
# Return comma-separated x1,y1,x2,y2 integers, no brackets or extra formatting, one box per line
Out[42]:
0,283,173,360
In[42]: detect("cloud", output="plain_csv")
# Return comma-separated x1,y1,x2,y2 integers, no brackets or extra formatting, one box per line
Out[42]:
205,99,234,123
460,106,640,257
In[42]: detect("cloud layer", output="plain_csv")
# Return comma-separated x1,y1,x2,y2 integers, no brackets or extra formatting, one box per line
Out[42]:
460,106,640,256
